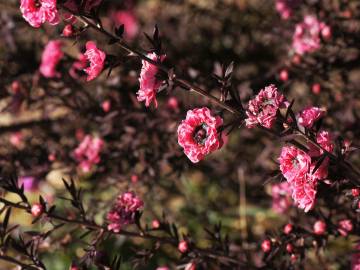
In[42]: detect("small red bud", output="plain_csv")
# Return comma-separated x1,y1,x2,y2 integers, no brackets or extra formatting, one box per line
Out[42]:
292,54,301,65
286,243,294,253
48,153,56,162
321,26,332,40
313,220,326,235
352,188,360,197
284,223,293,234
62,24,74,37
11,81,21,94
290,254,298,263
279,69,289,82
312,83,321,95
102,100,111,112
31,203,43,217
178,240,188,253
261,239,271,253
152,219,160,229
131,174,138,183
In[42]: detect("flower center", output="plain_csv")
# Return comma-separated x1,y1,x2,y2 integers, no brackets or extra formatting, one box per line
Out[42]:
193,124,208,145
34,0,41,8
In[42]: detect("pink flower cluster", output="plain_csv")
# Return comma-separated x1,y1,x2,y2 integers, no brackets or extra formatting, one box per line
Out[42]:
84,41,106,81
107,191,144,233
20,0,60,28
292,15,331,55
39,40,63,78
271,181,292,213
245,84,287,129
178,107,223,163
137,52,166,108
73,135,104,172
297,106,325,128
275,0,300,20
69,53,87,80
279,130,334,212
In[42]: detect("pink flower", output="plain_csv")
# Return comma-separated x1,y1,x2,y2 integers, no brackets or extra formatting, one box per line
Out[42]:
261,239,271,253
178,240,189,253
39,40,63,78
62,24,74,37
20,0,59,28
73,135,104,172
298,107,325,128
156,267,169,270
63,0,102,13
351,244,360,270
338,219,353,236
283,223,293,234
31,203,43,217
313,220,326,235
137,53,166,108
291,174,317,212
245,84,287,129
271,182,292,214
279,146,311,183
177,107,223,163
292,15,330,55
10,132,23,147
69,53,87,80
107,191,143,233
84,41,106,81
111,10,139,40
275,0,300,20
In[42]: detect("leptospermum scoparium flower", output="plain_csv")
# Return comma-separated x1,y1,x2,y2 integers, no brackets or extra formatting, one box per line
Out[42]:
73,135,104,172
177,107,223,163
111,10,139,40
83,41,106,81
292,15,330,55
39,40,63,78
20,0,60,28
279,131,334,212
245,84,287,129
298,106,325,128
107,191,144,233
137,52,166,108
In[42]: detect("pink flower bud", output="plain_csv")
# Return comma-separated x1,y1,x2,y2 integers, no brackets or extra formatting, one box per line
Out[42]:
279,69,289,82
131,174,138,183
11,81,21,94
31,203,43,217
286,243,294,253
284,223,293,234
102,100,111,112
167,97,179,111
313,220,326,235
321,25,332,40
48,153,56,162
261,239,271,253
352,188,360,197
152,219,160,229
312,83,321,95
178,240,188,253
292,54,301,65
290,254,298,263
63,24,74,37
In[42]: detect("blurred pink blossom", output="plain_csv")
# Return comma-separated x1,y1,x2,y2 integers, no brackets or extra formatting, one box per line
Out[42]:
111,10,139,40
275,0,300,20
271,182,292,213
73,135,104,172
107,191,143,233
352,244,360,270
39,40,63,78
292,15,330,55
